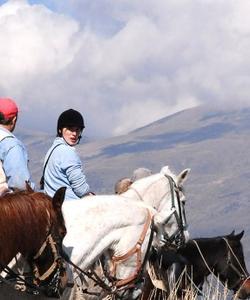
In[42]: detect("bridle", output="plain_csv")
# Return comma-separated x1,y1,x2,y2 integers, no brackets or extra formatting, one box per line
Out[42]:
129,174,187,249
156,174,187,249
0,231,66,297
31,230,66,297
220,237,249,290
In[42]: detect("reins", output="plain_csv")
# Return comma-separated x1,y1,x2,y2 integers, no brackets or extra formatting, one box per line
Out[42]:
0,262,49,295
62,253,113,293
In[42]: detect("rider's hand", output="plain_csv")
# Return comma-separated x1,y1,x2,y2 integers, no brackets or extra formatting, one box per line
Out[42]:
87,191,95,196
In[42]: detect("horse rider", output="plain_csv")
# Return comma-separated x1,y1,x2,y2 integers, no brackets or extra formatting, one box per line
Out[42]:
115,167,152,194
0,97,35,283
0,97,35,194
42,109,94,200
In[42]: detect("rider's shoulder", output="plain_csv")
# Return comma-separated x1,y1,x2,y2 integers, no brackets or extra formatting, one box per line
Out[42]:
0,129,23,148
53,137,77,156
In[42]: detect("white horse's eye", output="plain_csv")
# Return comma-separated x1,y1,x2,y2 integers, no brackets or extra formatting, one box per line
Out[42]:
178,186,185,193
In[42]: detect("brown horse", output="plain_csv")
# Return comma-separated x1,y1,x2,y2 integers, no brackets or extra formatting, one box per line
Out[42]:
0,187,68,298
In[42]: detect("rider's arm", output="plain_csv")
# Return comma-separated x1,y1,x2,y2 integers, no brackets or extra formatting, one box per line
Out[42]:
63,150,90,198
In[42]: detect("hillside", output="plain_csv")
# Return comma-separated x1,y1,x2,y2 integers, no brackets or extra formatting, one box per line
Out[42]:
19,105,250,269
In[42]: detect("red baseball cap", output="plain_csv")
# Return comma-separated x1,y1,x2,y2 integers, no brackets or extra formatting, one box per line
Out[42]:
0,98,18,119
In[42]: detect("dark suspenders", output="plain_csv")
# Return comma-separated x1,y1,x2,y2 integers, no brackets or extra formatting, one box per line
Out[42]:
40,144,61,190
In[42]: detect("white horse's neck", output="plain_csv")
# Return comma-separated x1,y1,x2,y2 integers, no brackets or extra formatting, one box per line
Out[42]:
62,197,152,271
122,173,171,211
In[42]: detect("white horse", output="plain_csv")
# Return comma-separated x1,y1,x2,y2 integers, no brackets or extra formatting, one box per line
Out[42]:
62,165,190,299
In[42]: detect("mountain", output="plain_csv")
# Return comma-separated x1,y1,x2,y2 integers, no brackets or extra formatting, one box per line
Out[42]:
18,105,250,270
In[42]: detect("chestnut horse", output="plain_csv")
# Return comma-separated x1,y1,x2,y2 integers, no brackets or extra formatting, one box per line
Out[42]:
0,187,68,298
144,231,250,299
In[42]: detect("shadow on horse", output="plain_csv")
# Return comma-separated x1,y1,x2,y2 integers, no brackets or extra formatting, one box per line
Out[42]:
143,231,250,299
0,187,68,298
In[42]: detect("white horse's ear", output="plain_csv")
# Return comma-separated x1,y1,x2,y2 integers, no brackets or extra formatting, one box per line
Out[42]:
160,165,170,174
177,168,191,186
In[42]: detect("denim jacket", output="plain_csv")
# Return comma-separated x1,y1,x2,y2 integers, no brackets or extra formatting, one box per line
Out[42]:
43,137,90,200
0,127,35,190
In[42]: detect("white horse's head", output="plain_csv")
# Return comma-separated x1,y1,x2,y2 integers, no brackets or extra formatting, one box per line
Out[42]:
127,165,190,248
156,166,190,247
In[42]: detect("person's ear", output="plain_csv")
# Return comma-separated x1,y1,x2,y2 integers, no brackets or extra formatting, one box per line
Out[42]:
9,115,17,132
12,115,17,124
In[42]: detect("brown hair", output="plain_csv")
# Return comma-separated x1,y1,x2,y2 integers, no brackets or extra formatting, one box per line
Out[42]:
114,177,132,194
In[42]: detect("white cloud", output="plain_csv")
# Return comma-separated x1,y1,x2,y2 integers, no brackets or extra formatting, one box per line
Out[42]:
0,0,250,137
114,96,198,136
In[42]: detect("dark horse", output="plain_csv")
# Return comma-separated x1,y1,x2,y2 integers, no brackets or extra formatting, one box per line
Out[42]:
0,187,68,298
142,231,250,299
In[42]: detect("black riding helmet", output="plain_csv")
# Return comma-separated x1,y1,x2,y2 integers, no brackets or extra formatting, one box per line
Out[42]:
57,109,85,137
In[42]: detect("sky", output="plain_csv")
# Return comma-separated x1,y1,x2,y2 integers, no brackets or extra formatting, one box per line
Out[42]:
0,0,250,137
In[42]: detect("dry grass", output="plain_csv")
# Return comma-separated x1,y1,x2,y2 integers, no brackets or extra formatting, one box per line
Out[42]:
147,270,242,300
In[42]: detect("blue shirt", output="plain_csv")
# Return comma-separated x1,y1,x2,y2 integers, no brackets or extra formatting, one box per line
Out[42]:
0,127,35,190
43,137,90,200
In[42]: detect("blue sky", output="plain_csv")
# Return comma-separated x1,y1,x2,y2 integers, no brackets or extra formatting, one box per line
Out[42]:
0,0,250,137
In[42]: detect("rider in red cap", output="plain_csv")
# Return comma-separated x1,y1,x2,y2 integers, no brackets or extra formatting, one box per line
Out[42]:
0,98,18,119
0,97,34,192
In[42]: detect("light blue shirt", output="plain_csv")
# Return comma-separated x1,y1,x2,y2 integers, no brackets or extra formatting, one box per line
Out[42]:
43,137,90,200
0,127,35,190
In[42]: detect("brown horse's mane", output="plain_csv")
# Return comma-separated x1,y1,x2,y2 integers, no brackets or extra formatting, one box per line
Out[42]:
0,190,56,266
